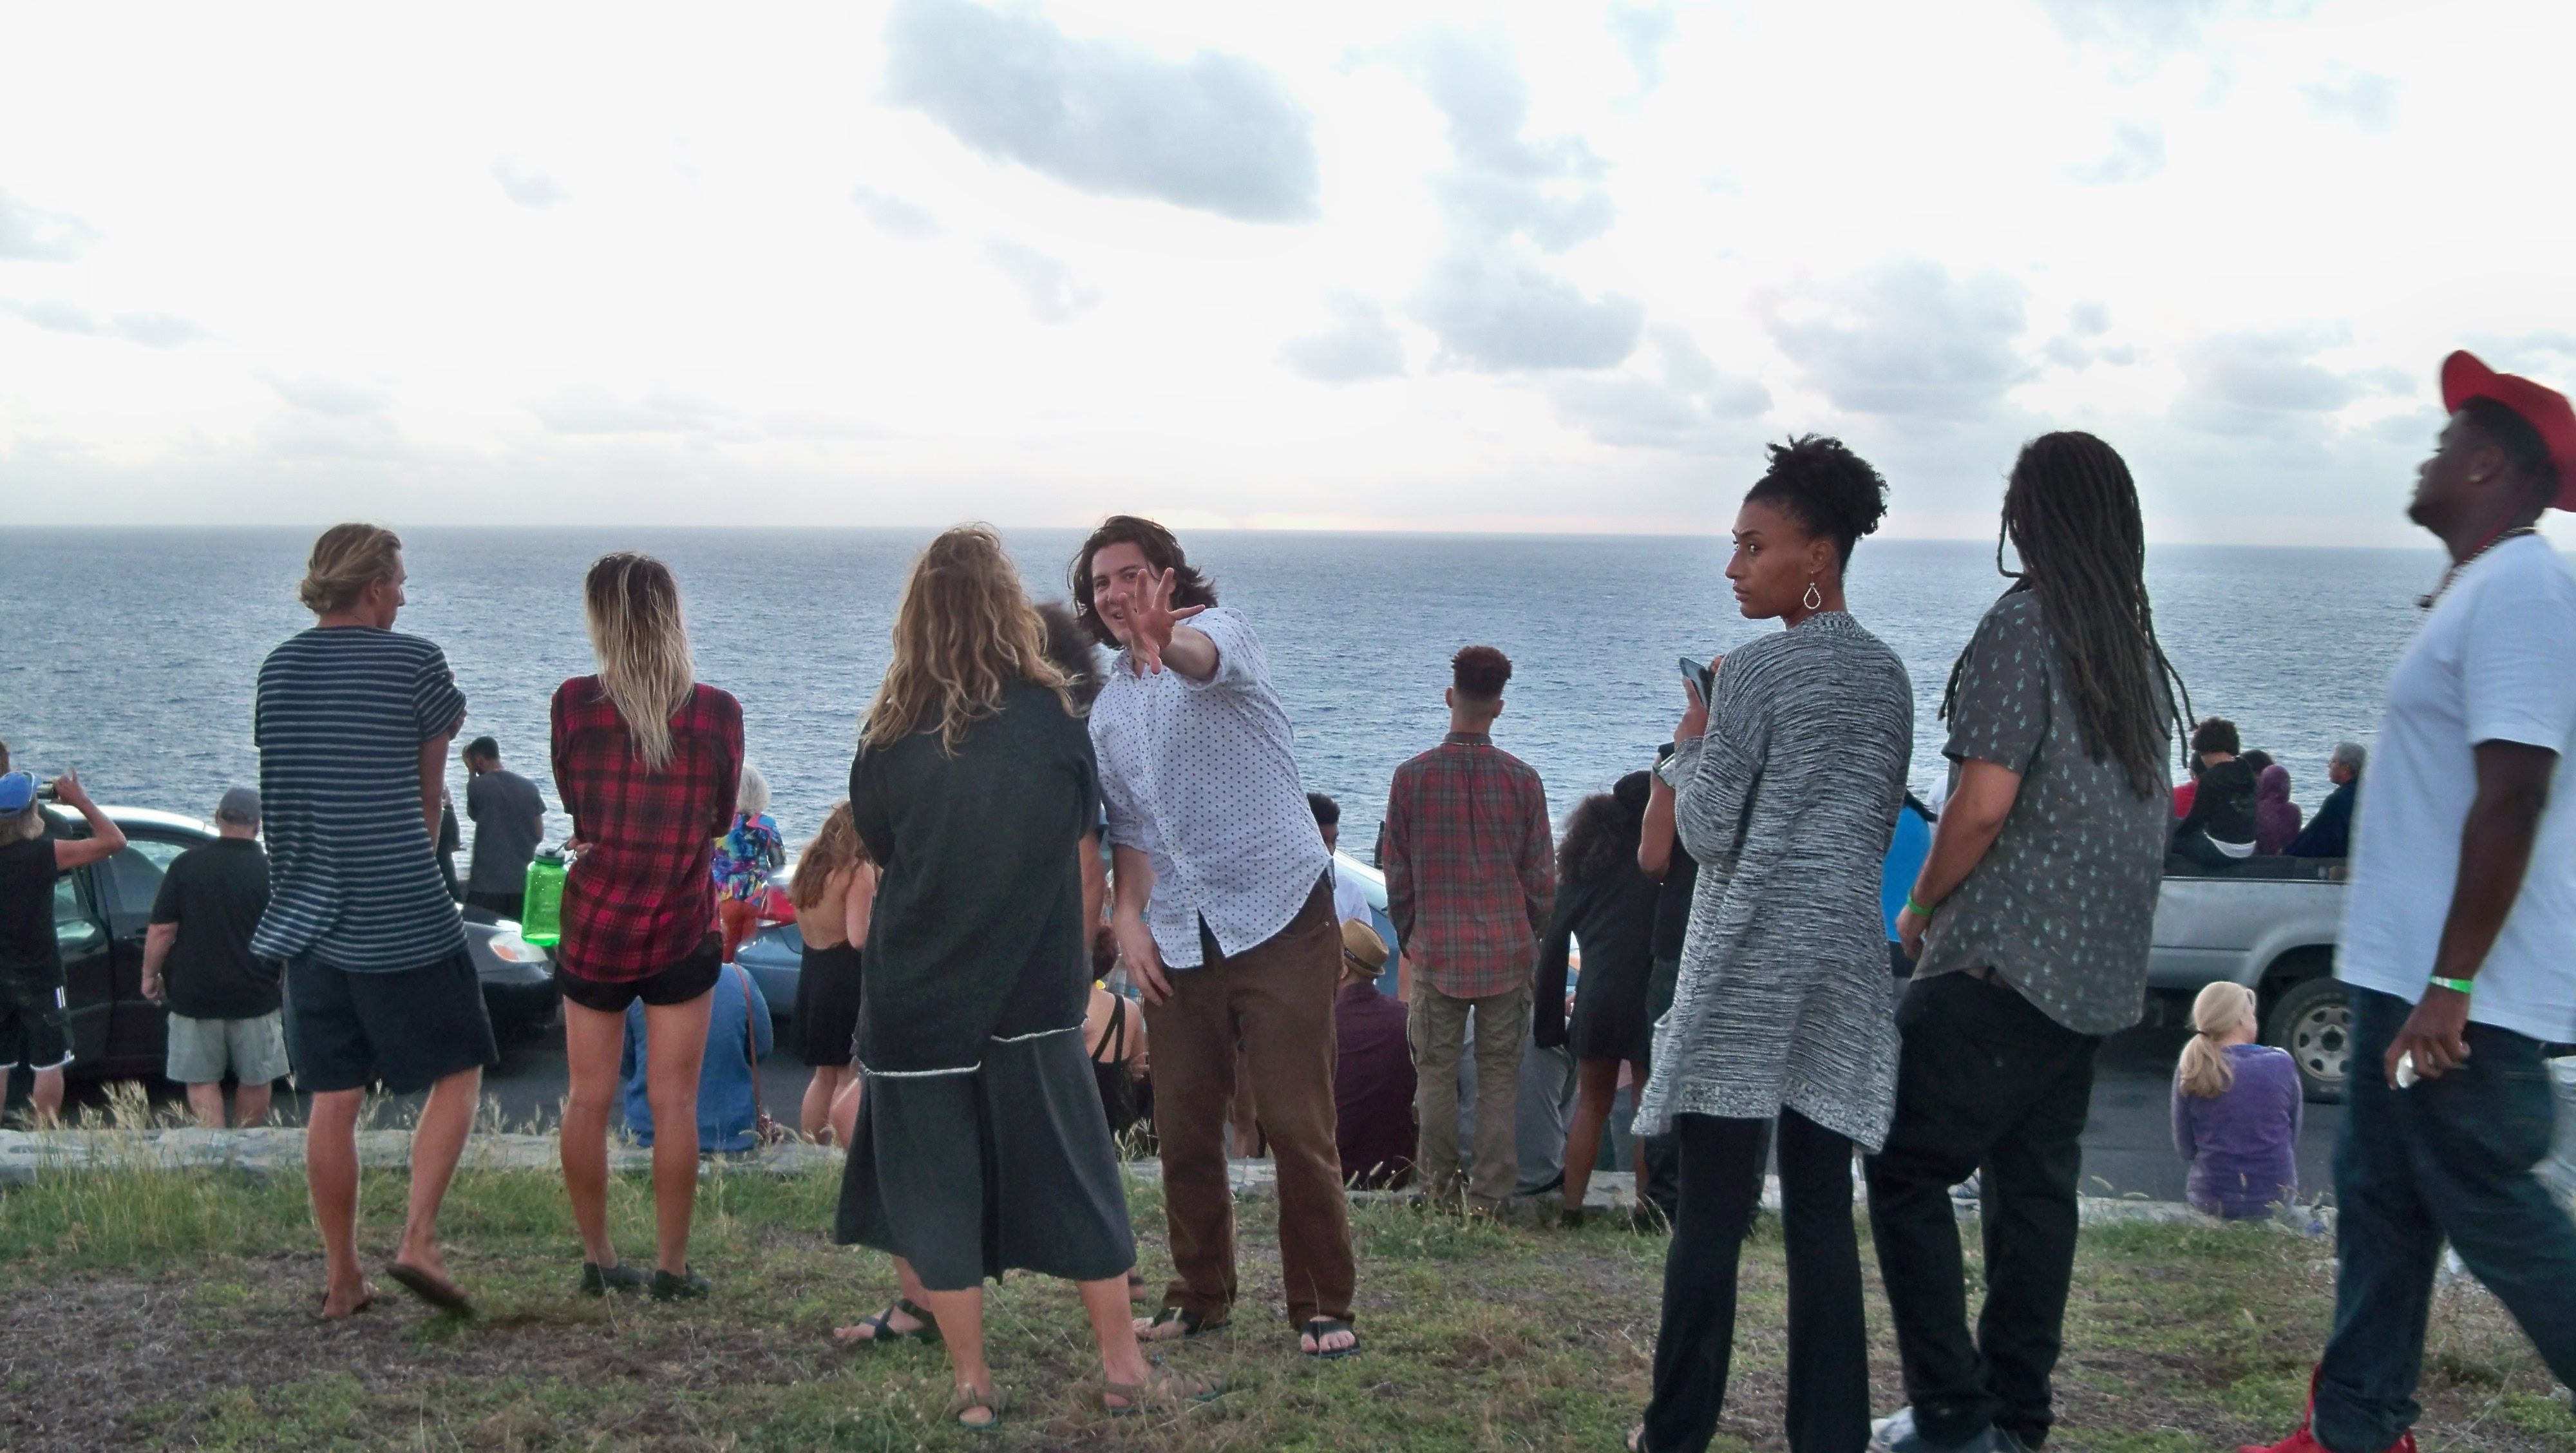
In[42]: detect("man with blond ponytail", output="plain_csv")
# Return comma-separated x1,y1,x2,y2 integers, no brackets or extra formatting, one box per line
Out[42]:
254,523,493,1320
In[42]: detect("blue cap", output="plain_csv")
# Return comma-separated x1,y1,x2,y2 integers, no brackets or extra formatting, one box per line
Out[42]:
0,772,34,814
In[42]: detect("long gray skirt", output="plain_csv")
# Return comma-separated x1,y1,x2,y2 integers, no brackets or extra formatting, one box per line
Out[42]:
834,1027,1136,1292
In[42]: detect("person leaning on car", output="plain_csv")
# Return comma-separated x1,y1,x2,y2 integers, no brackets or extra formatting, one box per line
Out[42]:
141,786,287,1130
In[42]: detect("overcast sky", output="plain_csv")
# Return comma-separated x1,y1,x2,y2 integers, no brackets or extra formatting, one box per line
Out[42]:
3,0,2569,543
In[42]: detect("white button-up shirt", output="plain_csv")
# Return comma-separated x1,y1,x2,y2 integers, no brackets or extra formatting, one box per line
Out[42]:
1090,606,1331,969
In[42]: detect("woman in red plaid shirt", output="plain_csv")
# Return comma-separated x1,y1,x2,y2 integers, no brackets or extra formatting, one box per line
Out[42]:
549,552,744,1302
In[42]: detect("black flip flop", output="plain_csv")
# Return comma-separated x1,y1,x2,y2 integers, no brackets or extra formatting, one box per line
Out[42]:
838,1297,940,1347
384,1261,475,1316
1300,1316,1359,1359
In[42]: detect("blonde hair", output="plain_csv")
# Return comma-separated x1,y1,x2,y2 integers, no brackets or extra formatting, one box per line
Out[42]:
299,524,403,616
2,805,41,844
862,525,1074,752
791,801,868,912
735,763,771,818
583,552,696,772
2177,982,2259,1099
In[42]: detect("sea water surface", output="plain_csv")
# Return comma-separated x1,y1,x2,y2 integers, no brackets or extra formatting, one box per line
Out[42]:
0,529,2443,859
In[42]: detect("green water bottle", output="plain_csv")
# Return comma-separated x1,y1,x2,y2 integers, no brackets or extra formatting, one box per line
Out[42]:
520,848,567,947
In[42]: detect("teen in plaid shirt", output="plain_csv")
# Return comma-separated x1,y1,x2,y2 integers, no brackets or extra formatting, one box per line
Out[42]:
1384,645,1555,1215
549,553,744,1302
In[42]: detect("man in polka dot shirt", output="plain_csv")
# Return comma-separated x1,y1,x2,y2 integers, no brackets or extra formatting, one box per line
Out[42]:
1073,515,1360,1361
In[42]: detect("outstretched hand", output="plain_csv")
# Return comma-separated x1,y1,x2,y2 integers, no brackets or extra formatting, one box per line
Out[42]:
1128,567,1206,676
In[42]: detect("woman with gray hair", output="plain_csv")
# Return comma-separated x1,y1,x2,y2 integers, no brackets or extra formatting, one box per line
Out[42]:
0,768,126,1126
713,762,784,962
551,552,745,1300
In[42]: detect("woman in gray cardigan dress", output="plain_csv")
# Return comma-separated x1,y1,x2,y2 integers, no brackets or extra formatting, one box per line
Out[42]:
1627,437,1915,1453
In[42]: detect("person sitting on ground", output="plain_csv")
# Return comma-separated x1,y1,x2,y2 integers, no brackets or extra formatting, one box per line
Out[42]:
1334,918,1415,1190
2171,982,2301,1220
1,769,126,1127
1086,976,1152,1147
2173,717,2259,866
790,802,875,1144
712,764,784,963
2287,742,2364,859
141,786,285,1129
460,737,547,920
621,957,773,1155
2255,763,2304,856
1537,773,1658,1228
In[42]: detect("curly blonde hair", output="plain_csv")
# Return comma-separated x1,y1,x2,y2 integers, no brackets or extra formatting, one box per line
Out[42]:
862,526,1074,752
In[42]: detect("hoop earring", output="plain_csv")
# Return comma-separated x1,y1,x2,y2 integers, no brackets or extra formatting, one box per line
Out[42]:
1802,580,1823,612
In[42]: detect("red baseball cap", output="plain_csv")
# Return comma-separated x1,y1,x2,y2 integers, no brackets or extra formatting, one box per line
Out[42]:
2439,350,2576,510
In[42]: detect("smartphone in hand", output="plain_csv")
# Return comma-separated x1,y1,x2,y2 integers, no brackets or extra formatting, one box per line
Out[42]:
1677,656,1714,704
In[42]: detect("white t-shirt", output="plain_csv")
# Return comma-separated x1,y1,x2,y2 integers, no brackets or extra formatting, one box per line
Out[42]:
2339,534,2576,1043
1331,859,1371,926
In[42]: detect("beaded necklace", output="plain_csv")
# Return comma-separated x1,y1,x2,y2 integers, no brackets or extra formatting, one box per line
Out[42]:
2416,526,2537,610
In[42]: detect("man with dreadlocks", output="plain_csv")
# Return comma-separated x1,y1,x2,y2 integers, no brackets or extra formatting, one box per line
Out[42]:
1870,432,2190,1453
2245,354,2576,1453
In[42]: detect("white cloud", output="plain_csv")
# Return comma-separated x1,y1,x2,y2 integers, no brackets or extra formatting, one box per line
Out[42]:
2067,121,2166,185
1279,294,1407,383
880,0,1319,222
1763,261,2031,419
851,184,943,238
0,192,101,261
5,299,209,348
490,158,569,209
984,238,1101,323
2302,70,2398,133
532,390,729,435
1548,325,1767,452
1605,3,1678,93
1414,246,1640,372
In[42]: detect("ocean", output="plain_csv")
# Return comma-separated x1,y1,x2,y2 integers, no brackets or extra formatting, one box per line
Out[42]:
0,527,2443,860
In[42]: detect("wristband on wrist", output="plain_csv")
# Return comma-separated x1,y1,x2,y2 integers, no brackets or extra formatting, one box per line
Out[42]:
1904,892,1934,920
2427,975,2475,996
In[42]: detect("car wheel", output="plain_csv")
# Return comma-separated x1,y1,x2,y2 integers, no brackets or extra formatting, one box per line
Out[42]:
2263,975,2349,1104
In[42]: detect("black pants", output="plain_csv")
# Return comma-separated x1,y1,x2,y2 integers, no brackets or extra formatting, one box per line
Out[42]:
1645,1109,1868,1453
1863,971,2100,1449
1634,955,1683,1220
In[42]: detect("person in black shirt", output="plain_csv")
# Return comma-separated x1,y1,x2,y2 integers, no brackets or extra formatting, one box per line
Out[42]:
2287,741,2365,859
460,738,547,920
0,768,127,1126
141,787,283,1128
2173,717,2260,867
1632,744,1696,1226
1537,774,1660,1228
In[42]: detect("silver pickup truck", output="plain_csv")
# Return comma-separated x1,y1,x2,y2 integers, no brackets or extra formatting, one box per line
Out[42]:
2146,860,2349,1103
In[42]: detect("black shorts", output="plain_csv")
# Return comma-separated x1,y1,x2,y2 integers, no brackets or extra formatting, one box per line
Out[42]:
285,950,498,1096
556,935,723,1015
0,975,71,1074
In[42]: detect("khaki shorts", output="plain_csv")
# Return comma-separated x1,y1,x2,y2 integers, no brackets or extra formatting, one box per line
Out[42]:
165,1010,291,1087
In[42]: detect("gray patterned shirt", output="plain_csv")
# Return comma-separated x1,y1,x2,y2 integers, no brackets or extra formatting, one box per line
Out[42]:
1090,607,1331,969
1915,589,2172,1036
1633,612,1914,1152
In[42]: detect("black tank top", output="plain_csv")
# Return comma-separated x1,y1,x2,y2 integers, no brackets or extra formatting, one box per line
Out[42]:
0,836,63,985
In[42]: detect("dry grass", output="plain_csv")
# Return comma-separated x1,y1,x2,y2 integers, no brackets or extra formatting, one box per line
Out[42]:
1,1107,2570,1451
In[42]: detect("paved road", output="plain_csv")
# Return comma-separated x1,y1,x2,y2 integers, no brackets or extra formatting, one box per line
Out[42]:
23,1016,2338,1207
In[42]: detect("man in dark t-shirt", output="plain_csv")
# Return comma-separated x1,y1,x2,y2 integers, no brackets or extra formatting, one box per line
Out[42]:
460,737,545,920
142,787,283,1128
0,768,128,1126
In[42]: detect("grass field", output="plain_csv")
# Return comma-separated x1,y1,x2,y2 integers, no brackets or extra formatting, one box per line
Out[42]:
1,1127,2571,1452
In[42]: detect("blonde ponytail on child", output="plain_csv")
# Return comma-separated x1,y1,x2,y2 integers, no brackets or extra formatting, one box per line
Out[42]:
2177,982,2258,1099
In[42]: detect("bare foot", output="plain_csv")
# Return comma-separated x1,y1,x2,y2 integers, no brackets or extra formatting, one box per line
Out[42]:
1298,1319,1357,1355
319,1280,378,1320
832,1302,928,1345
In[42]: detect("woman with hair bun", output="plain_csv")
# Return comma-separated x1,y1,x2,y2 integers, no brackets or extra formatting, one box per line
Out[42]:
1536,772,1659,1228
1628,435,1914,1453
2171,982,2300,1219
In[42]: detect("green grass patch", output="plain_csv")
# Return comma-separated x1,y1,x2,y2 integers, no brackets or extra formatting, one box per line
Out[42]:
3,1147,2571,1452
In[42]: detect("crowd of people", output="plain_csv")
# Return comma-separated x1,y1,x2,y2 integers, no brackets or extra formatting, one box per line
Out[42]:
4,349,2576,1451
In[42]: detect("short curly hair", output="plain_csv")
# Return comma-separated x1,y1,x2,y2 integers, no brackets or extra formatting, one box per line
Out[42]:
1452,645,1512,699
1741,435,1889,565
1068,516,1218,650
